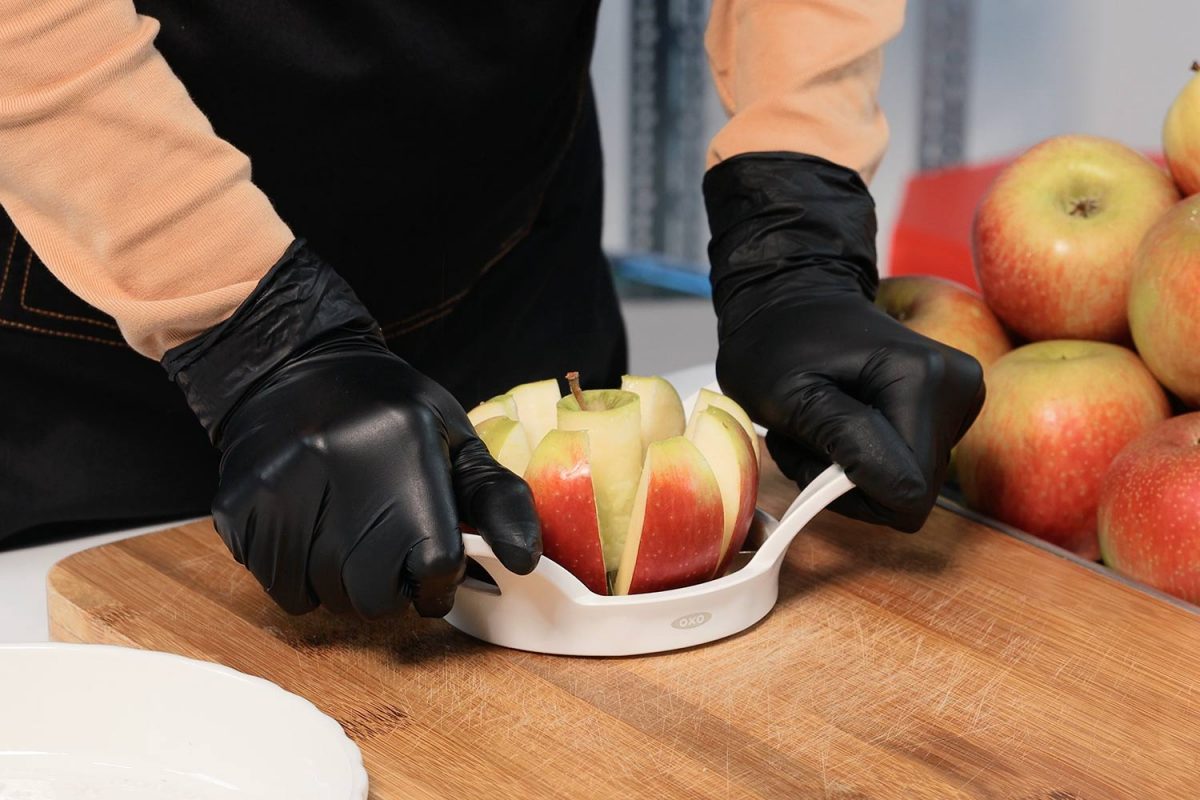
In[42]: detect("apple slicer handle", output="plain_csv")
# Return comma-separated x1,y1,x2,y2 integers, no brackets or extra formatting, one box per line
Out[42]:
750,464,855,568
459,533,594,602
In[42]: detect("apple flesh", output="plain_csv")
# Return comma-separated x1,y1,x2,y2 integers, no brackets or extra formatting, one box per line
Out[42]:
479,372,763,595
467,394,517,428
508,379,562,450
1128,193,1200,406
875,275,1011,367
612,437,725,595
473,416,532,477
1098,413,1200,604
1164,62,1200,196
620,374,686,452
691,387,761,464
956,340,1170,558
686,406,759,575
973,134,1179,342
523,430,608,595
557,389,644,571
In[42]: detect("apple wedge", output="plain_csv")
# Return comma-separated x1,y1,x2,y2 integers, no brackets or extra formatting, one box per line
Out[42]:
467,394,518,428
621,374,686,452
473,416,532,477
687,406,759,576
523,430,608,595
689,388,760,464
612,437,725,595
509,379,562,450
557,388,643,571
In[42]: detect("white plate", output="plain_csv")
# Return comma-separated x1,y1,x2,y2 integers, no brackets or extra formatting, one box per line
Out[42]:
0,643,367,800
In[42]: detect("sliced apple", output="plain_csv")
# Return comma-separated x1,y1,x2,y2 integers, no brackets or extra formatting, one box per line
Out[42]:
523,430,608,595
467,394,518,428
612,437,725,595
473,416,533,477
557,389,643,571
621,374,686,452
688,388,761,464
688,406,759,576
509,379,562,450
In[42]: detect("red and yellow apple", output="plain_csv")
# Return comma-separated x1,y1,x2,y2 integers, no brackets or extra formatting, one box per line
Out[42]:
956,340,1170,559
1164,62,1200,196
473,416,532,478
468,373,760,594
523,429,608,595
689,387,761,464
621,374,686,450
973,135,1179,343
875,275,1012,367
1128,193,1200,406
687,406,759,575
467,394,518,428
612,437,726,595
556,386,645,571
1098,413,1200,604
508,379,561,449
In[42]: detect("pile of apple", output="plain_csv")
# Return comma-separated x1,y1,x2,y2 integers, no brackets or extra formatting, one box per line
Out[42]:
467,374,760,595
876,64,1200,605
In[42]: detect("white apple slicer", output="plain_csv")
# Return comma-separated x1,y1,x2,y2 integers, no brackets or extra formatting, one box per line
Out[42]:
444,384,855,656
446,464,851,656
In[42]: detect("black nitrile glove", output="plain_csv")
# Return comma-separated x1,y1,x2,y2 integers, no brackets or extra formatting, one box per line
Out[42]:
705,153,985,532
162,241,541,617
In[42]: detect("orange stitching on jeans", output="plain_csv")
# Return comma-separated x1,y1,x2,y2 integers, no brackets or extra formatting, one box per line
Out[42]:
383,303,460,339
0,316,126,347
0,221,15,300
19,249,119,330
378,217,536,337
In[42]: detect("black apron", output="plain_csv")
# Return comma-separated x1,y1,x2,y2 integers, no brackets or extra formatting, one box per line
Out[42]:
0,1,626,545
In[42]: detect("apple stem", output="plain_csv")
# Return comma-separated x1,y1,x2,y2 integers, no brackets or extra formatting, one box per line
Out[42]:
566,371,592,411
1192,60,1199,72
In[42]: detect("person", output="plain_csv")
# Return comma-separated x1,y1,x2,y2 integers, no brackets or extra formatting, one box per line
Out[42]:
0,0,983,617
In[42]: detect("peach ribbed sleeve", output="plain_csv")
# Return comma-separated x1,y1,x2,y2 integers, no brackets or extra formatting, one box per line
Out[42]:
0,0,294,358
705,0,905,183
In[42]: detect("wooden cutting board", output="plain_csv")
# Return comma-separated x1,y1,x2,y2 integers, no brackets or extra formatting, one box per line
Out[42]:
48,462,1200,799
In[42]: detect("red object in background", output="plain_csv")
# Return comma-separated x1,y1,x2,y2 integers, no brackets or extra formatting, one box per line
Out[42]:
889,152,1170,291
887,159,1010,292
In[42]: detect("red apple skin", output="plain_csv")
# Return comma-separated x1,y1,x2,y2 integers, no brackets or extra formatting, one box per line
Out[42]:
1098,414,1200,604
623,442,725,595
956,341,1170,559
523,431,608,595
876,275,1012,367
1128,194,1200,406
973,135,1179,343
714,418,760,577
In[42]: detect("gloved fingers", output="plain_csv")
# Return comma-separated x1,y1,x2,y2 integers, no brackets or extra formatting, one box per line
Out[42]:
309,406,466,619
766,432,931,532
451,437,542,575
336,506,466,620
326,492,466,620
212,440,322,615
860,342,985,492
775,378,928,518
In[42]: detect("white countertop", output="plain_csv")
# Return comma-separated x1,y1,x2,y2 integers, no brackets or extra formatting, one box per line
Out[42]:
0,520,200,643
0,363,717,645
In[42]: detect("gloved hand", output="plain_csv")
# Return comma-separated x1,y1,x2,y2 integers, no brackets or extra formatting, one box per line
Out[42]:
162,241,541,617
705,153,985,532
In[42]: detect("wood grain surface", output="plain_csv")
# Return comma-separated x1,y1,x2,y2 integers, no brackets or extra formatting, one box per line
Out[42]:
47,461,1200,799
